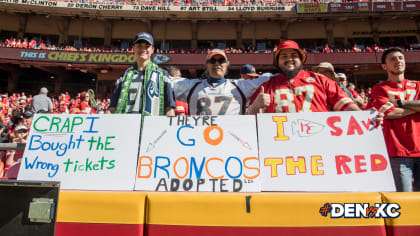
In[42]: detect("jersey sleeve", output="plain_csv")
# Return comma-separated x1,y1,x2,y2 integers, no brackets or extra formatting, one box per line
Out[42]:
164,81,176,109
235,74,272,99
371,83,395,117
320,75,355,111
172,78,202,102
48,98,53,110
109,75,123,108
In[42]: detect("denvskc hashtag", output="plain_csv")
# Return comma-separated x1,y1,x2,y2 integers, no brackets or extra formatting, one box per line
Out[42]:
319,203,332,217
321,203,401,218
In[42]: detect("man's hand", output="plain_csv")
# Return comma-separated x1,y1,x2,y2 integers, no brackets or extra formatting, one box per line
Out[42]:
165,107,175,116
370,108,384,127
108,107,116,113
247,86,271,114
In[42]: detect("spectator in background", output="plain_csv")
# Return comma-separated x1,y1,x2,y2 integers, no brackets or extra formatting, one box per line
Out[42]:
311,62,356,103
240,64,260,80
23,111,34,130
166,66,189,116
346,81,365,108
21,38,27,48
0,117,9,143
352,44,361,52
4,124,28,172
322,43,331,53
29,38,37,49
366,87,372,98
337,72,348,88
79,91,96,114
371,47,420,192
373,44,380,52
29,87,52,113
39,40,46,49
248,40,360,114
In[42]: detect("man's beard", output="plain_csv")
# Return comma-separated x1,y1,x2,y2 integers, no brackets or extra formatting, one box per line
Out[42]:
278,65,303,80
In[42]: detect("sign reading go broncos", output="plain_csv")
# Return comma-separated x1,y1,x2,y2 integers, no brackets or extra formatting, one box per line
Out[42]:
134,115,260,192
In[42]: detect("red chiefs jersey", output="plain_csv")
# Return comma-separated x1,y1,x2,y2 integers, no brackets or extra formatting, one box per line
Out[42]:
371,79,420,157
175,100,188,116
250,70,354,113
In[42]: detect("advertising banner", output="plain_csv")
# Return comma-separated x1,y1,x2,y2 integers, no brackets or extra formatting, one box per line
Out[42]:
296,3,328,14
372,2,402,12
0,0,292,12
403,1,420,11
328,2,355,13
354,2,372,12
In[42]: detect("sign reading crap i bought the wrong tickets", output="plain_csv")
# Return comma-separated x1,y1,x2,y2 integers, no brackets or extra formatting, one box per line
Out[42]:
18,114,142,190
135,115,260,192
257,111,395,192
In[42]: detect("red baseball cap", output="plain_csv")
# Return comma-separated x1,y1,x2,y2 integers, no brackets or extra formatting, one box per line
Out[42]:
273,40,307,66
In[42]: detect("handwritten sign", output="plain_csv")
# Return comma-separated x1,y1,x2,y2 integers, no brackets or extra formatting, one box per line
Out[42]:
257,111,395,192
17,114,142,190
134,115,260,192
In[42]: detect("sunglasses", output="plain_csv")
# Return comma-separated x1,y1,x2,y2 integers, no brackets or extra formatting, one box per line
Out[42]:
207,58,227,64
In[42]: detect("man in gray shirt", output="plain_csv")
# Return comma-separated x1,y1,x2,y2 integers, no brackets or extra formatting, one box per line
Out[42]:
30,87,52,113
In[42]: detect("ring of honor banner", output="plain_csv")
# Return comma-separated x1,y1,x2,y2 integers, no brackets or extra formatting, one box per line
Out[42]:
135,115,260,192
257,111,395,192
18,114,142,190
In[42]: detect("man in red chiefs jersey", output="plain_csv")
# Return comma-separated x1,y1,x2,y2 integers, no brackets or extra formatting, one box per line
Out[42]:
247,40,360,114
371,47,420,192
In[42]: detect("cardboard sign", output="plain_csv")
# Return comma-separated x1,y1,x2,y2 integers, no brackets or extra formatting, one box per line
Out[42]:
18,114,142,190
135,115,260,192
257,111,395,192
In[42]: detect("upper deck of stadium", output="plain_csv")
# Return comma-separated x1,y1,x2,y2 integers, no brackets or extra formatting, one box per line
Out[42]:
1,0,420,19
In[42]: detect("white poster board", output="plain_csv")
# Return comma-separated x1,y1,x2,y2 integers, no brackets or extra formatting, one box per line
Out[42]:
135,115,260,192
18,114,142,190
257,111,396,192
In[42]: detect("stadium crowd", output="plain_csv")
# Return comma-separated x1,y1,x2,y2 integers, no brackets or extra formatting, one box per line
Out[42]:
2,37,420,54
0,89,112,177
